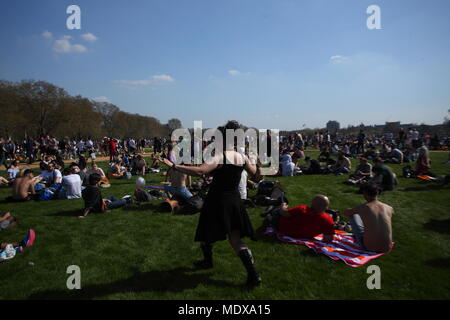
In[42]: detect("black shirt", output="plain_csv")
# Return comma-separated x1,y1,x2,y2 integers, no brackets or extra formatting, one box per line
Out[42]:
82,185,103,212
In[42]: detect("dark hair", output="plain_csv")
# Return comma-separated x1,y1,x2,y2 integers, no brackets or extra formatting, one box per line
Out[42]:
218,120,242,152
88,173,102,186
361,183,380,198
62,168,71,176
305,156,311,161
23,169,34,176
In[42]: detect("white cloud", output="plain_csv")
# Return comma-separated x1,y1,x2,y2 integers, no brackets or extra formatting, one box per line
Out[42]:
115,74,175,86
152,74,174,83
93,96,111,103
53,36,87,53
42,30,53,40
330,55,348,64
81,33,98,42
228,69,241,76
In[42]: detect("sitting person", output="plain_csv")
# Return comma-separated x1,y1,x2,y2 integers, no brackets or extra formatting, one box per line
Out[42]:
149,156,162,171
7,160,20,181
163,164,193,202
11,169,39,201
0,212,17,230
347,157,372,185
121,153,130,169
344,184,394,253
80,173,131,218
69,163,88,186
275,195,335,242
368,158,396,191
330,153,352,175
86,163,110,186
280,150,295,177
59,167,82,199
387,147,403,164
108,160,126,179
131,154,147,176
416,144,432,175
291,147,305,166
302,156,324,174
39,162,62,187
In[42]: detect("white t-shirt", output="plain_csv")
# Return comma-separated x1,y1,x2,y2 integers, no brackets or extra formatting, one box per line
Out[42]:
62,174,82,199
40,169,62,184
238,170,248,200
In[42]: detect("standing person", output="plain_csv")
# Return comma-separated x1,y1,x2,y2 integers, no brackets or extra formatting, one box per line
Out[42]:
0,138,7,170
357,130,366,154
26,137,35,164
108,138,117,163
158,121,263,287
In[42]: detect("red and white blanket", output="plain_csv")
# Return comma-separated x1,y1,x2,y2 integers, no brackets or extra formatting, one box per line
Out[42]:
264,227,390,267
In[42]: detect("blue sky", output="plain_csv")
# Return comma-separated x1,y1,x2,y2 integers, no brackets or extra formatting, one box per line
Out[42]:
0,0,449,130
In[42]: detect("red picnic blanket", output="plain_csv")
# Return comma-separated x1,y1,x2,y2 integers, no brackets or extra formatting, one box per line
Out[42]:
264,227,391,267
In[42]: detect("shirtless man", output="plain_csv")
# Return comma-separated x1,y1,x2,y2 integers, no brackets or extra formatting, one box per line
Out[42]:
344,183,394,253
12,169,38,201
164,164,193,201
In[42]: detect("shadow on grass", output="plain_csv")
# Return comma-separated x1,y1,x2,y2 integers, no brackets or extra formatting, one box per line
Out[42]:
123,202,164,212
254,225,279,243
28,267,240,300
401,184,449,192
425,257,450,269
424,219,450,234
45,209,84,217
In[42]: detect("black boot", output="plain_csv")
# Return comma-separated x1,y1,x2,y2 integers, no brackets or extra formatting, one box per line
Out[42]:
238,248,262,287
194,243,213,269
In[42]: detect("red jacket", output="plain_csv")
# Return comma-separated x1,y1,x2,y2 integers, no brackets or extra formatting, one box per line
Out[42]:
278,205,335,239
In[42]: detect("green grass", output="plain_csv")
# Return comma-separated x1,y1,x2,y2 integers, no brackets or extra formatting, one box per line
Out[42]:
0,152,449,300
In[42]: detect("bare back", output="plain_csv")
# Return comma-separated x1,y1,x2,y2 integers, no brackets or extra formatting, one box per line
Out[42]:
355,200,393,253
12,177,34,200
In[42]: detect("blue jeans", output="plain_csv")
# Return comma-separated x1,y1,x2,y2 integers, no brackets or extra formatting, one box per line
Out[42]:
163,184,193,201
349,214,366,250
105,195,127,210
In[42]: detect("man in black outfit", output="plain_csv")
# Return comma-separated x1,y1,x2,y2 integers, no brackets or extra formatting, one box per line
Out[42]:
80,173,130,218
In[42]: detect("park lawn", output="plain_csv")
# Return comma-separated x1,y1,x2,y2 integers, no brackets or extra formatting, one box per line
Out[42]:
0,152,449,300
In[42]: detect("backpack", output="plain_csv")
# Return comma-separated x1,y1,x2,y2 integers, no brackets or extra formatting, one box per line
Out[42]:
402,165,415,178
177,195,204,215
257,181,278,197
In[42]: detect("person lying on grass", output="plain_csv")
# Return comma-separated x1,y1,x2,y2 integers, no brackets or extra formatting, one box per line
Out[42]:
274,195,335,243
344,183,394,253
0,229,35,255
79,173,131,219
0,212,18,230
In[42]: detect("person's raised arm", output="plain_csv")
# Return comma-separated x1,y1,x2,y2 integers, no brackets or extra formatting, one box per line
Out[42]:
159,156,219,177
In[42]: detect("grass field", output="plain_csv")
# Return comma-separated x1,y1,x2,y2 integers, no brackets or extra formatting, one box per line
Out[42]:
0,151,449,300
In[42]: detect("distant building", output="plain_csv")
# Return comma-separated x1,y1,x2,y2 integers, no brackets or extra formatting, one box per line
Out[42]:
326,120,340,132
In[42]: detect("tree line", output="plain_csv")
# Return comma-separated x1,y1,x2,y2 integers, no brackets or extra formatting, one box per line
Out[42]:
0,79,182,140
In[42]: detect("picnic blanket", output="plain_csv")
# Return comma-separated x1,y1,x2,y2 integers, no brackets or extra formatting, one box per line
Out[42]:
265,227,389,267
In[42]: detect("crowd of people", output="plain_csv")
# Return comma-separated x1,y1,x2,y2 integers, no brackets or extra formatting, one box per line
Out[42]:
1,123,449,287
